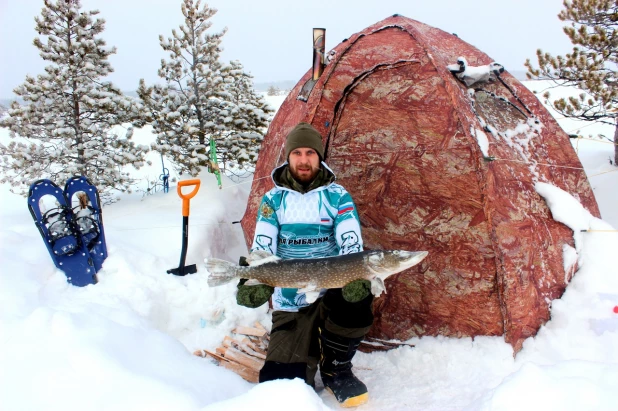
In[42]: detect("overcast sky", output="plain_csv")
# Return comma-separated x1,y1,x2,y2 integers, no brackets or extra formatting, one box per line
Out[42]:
0,0,573,98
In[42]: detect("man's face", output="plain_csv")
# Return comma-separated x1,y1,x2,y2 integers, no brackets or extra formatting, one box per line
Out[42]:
288,147,321,184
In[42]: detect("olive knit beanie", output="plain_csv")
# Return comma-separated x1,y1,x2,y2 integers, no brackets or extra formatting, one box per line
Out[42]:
285,122,324,160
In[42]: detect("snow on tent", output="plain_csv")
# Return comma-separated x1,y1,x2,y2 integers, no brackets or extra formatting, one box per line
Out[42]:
240,15,600,352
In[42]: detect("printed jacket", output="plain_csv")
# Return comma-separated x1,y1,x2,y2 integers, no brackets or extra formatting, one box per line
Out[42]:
251,162,364,311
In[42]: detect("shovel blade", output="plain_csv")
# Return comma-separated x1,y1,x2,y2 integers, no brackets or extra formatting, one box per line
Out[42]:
167,264,198,276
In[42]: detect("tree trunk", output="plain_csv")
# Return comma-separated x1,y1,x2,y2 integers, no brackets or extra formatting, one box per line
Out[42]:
614,119,618,166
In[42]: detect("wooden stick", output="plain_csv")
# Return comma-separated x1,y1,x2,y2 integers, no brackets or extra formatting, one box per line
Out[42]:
221,346,265,371
241,337,266,355
224,338,264,360
254,321,268,332
227,338,266,360
252,336,269,352
232,326,267,338
247,335,262,345
240,337,257,350
358,337,416,353
220,360,259,383
238,343,267,360
365,337,415,348
196,347,259,383
222,336,234,348
201,349,229,363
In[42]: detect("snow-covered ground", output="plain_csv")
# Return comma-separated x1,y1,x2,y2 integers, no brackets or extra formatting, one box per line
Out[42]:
1,88,617,411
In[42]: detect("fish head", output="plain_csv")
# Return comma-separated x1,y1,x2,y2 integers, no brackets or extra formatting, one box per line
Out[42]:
365,250,429,281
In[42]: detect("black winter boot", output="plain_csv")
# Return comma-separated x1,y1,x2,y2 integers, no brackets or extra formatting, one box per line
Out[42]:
318,327,368,407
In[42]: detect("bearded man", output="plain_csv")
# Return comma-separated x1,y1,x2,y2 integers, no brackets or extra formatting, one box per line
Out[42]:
236,122,373,407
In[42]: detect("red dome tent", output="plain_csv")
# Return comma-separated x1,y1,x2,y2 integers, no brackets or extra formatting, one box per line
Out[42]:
240,15,600,352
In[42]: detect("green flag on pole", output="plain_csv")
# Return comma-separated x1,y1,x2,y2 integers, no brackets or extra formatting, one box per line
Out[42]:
209,137,222,189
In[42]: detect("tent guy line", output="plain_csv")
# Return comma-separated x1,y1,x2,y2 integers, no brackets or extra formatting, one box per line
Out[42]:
588,168,618,178
572,135,618,146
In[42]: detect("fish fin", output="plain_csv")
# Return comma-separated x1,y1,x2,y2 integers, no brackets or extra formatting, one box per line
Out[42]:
205,257,239,287
302,290,321,304
244,279,266,286
370,277,386,297
247,250,277,265
297,284,318,294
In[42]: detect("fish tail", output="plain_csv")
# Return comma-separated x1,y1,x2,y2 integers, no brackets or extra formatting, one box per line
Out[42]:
205,258,239,287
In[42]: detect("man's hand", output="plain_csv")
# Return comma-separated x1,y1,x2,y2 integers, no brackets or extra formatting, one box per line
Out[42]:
236,256,274,308
236,279,274,308
342,279,371,303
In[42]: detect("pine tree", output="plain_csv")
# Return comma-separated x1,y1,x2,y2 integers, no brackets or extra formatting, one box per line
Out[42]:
137,0,271,178
0,0,149,197
267,85,280,96
217,60,272,175
525,0,618,164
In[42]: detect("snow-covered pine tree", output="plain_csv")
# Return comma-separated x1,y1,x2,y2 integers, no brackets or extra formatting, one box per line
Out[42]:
267,86,281,96
137,0,271,177
217,60,272,175
525,0,618,165
0,0,149,197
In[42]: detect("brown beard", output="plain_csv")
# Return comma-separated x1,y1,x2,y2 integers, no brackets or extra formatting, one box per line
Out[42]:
289,163,320,184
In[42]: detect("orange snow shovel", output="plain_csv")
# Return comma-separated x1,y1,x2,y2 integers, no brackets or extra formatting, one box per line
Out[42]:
167,179,201,276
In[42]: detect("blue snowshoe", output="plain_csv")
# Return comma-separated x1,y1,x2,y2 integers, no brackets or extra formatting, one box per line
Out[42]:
64,176,108,272
27,179,97,286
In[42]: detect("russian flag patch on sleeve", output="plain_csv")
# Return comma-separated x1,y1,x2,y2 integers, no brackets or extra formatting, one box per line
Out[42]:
338,203,354,215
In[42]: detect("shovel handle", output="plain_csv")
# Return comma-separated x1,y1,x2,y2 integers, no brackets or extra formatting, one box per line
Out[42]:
177,179,201,216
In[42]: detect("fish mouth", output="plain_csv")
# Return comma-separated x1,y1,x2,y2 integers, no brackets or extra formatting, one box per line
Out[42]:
397,250,429,268
367,250,429,277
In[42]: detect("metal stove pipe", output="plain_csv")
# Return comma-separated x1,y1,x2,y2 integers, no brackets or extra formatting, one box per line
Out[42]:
312,28,325,81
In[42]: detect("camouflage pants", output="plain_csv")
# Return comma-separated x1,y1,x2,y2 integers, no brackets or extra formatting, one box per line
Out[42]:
259,288,373,387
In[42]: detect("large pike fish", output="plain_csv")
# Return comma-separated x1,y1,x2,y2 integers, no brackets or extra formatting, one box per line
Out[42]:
205,250,428,302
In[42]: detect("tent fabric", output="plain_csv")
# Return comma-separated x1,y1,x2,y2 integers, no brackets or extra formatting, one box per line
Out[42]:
240,15,600,352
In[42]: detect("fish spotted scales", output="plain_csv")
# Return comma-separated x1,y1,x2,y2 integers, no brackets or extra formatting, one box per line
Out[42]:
205,250,428,302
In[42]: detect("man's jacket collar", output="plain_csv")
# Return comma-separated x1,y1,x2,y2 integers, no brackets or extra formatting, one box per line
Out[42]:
271,161,336,194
